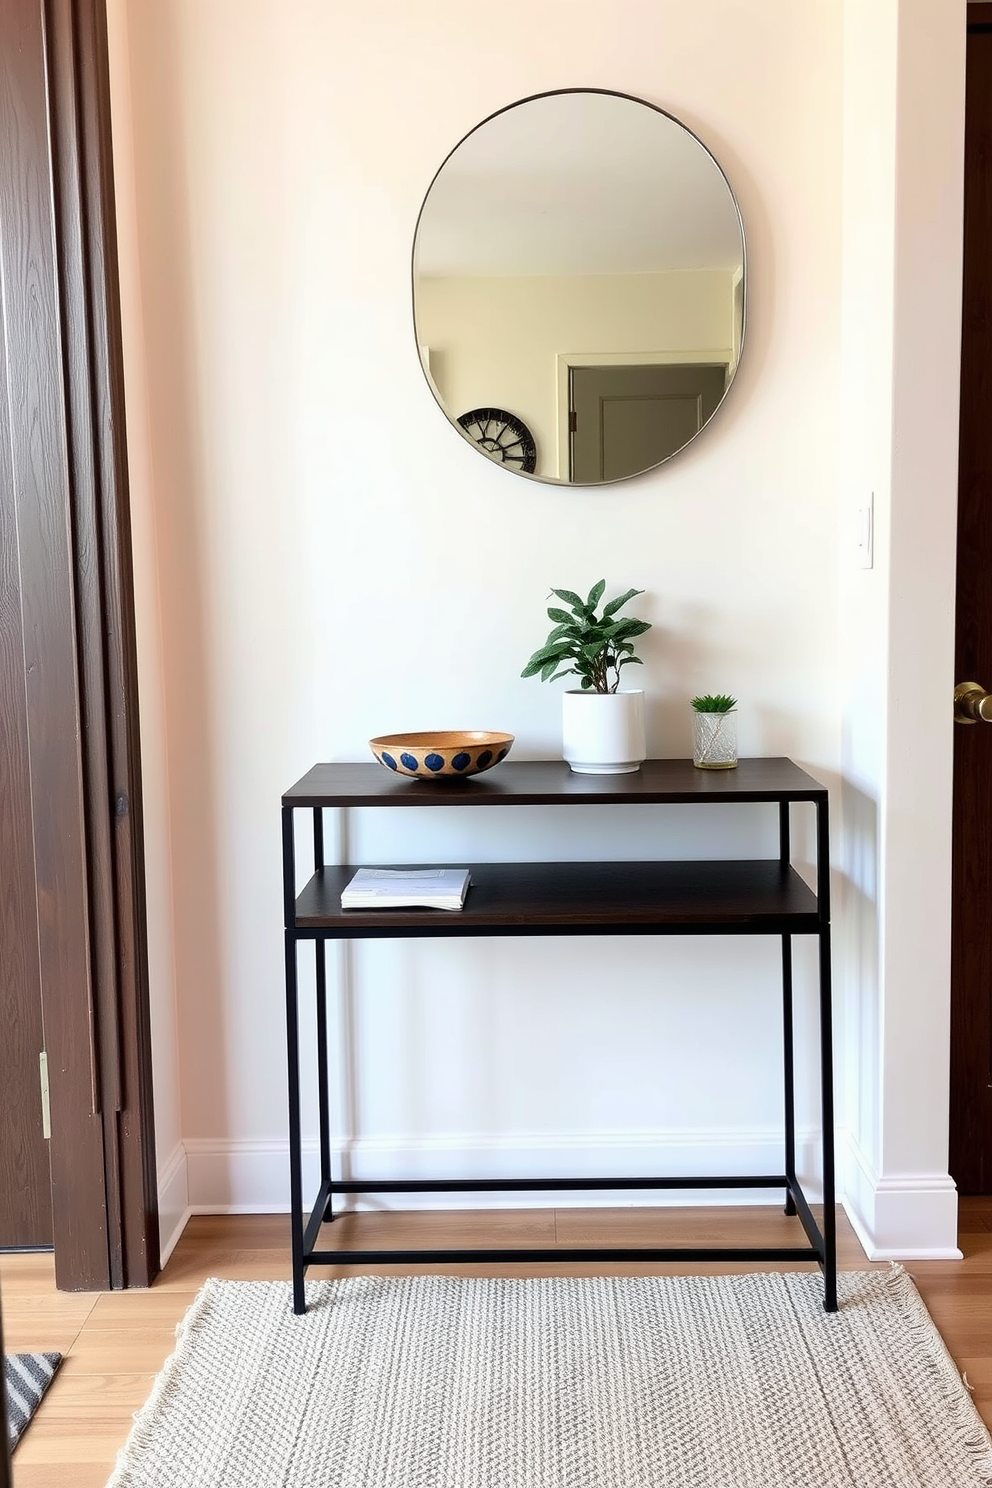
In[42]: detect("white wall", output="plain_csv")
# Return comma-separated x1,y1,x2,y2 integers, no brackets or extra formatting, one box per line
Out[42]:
837,0,965,1259
105,0,964,1256
418,270,734,478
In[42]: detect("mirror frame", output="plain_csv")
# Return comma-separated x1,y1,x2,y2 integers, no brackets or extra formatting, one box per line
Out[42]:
412,87,747,486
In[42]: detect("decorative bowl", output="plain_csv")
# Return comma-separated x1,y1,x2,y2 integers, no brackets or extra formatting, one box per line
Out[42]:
369,731,514,780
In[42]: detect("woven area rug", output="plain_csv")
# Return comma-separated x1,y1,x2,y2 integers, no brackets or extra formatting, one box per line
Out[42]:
108,1268,992,1488
4,1351,61,1450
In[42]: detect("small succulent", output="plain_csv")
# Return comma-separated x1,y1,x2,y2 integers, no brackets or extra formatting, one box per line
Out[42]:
521,581,651,694
690,693,738,713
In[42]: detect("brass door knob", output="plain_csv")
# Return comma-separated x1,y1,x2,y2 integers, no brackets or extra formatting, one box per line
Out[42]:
955,681,992,723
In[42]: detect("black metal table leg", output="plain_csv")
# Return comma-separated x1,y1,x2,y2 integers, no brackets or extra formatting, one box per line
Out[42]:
778,802,797,1218
312,805,333,1223
818,926,837,1311
816,796,837,1313
285,930,306,1315
315,937,332,1218
781,934,797,1216
283,806,306,1314
779,801,791,865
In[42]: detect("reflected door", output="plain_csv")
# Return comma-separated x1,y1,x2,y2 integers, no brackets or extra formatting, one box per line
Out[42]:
570,363,728,482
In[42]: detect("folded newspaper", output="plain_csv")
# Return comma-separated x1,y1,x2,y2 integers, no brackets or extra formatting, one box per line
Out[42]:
340,866,471,911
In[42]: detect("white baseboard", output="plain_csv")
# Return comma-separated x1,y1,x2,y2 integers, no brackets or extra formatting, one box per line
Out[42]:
840,1128,961,1259
182,1129,824,1215
162,1129,965,1259
156,1141,191,1265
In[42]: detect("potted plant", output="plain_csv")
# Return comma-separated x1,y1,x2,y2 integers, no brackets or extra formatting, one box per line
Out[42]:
521,581,652,773
690,693,738,769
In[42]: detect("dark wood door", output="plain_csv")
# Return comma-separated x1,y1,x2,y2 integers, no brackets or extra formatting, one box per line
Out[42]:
0,0,159,1286
951,9,992,1193
0,0,110,1262
570,363,728,481
0,345,52,1247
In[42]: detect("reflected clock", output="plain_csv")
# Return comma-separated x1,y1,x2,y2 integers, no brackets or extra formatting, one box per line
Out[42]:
457,407,537,474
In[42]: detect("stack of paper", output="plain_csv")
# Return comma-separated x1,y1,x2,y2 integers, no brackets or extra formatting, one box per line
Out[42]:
340,867,471,911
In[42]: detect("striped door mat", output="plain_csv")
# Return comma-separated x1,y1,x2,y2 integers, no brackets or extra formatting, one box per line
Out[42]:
4,1352,62,1449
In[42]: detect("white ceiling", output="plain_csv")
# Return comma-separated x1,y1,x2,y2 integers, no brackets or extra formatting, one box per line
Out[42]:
415,92,744,278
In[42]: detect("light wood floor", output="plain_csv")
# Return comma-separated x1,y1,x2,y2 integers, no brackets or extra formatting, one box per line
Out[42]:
4,1200,992,1486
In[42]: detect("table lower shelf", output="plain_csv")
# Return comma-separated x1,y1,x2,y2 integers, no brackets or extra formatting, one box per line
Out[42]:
293,860,821,936
293,1173,833,1311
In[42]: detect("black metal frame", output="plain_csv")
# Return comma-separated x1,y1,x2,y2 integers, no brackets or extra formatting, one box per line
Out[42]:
282,766,836,1316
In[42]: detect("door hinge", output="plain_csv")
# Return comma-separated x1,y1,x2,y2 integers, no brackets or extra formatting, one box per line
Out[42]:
568,410,577,433
39,1051,51,1139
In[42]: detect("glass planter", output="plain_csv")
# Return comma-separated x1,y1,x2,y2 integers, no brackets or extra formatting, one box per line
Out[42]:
692,708,738,769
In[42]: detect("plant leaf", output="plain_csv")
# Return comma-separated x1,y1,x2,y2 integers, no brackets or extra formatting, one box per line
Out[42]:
690,692,737,712
546,608,574,625
586,579,606,610
521,642,572,677
601,586,643,618
610,618,652,639
549,587,585,613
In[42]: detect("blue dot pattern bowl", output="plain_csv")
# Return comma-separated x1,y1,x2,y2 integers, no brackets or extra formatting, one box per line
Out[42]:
369,732,514,780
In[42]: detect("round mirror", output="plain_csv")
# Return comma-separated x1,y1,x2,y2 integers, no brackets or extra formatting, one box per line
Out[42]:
413,89,745,485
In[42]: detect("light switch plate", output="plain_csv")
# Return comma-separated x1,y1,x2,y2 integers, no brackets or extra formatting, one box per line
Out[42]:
855,492,874,569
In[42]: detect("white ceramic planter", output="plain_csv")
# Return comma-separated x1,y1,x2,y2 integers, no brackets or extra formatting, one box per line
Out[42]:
561,689,646,774
692,708,738,769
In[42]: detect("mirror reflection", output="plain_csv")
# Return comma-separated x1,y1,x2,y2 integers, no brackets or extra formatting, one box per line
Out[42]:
413,90,745,485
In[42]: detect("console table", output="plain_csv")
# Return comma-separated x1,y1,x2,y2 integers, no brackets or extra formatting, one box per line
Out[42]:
281,757,836,1314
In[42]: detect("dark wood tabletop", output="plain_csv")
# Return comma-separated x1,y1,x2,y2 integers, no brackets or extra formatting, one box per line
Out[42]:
283,757,828,809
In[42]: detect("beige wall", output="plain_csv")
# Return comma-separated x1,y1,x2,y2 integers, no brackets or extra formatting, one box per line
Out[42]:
418,270,734,478
106,0,964,1258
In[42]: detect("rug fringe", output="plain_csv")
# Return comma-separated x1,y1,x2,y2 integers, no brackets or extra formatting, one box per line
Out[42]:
882,1264,992,1487
104,1279,218,1488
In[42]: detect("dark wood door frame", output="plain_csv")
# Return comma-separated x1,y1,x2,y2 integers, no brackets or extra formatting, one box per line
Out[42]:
0,0,158,1287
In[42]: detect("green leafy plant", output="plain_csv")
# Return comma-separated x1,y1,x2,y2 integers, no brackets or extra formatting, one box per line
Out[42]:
690,693,738,713
521,581,651,694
